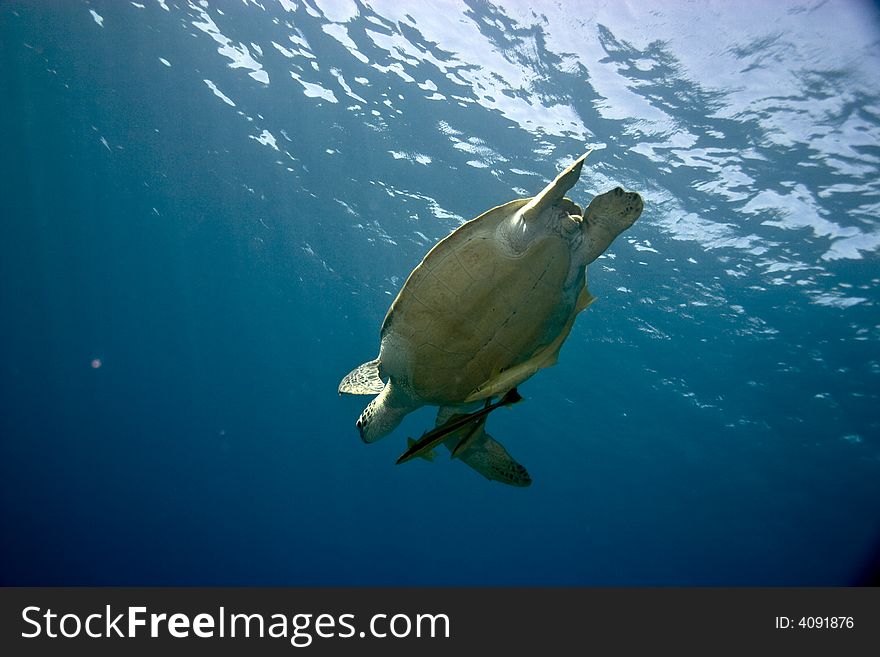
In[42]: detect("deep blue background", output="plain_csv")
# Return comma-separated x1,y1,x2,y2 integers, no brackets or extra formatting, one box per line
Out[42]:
1,0,878,585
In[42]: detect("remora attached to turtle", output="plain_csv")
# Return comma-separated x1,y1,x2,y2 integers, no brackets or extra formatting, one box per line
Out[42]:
339,151,643,486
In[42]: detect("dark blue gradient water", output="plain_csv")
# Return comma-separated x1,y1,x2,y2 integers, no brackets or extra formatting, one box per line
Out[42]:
1,0,878,585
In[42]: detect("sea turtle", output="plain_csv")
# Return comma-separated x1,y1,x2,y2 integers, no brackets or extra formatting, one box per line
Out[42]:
339,151,643,486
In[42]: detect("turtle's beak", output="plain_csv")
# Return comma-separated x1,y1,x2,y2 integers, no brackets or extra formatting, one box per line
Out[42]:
631,190,644,218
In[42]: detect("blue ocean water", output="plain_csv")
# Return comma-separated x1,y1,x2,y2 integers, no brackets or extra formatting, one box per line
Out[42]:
1,0,878,586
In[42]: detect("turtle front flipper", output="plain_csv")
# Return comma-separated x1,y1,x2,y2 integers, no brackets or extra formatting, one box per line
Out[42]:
520,149,591,223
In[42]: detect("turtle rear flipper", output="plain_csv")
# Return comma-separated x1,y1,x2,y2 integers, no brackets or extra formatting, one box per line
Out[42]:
429,406,531,487
449,428,532,487
339,358,384,395
397,391,522,464
355,380,421,443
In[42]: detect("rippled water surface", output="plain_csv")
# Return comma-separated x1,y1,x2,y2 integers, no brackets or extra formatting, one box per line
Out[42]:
1,0,878,585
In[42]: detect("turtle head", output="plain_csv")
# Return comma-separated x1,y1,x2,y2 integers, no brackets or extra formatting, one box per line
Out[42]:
581,187,643,263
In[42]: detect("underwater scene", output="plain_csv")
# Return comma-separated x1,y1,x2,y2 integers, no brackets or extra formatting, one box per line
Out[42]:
1,0,879,585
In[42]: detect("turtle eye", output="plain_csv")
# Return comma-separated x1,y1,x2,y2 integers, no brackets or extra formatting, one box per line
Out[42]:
561,214,579,234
